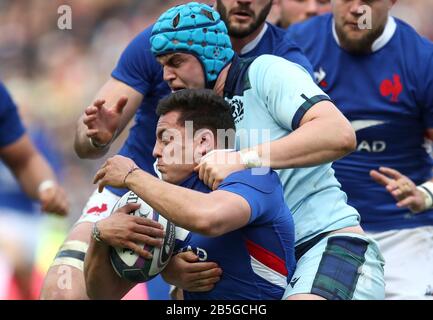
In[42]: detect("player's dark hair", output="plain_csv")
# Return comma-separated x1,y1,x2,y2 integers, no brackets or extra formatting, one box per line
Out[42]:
156,89,236,136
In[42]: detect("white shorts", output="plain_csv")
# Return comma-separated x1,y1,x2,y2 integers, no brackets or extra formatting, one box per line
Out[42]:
75,188,189,239
366,226,433,300
75,188,121,225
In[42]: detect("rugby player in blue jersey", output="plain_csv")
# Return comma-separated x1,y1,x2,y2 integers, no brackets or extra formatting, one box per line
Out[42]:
272,0,331,29
85,89,296,300
0,83,68,299
151,2,384,300
42,1,383,301
41,0,315,300
0,83,68,216
287,0,433,299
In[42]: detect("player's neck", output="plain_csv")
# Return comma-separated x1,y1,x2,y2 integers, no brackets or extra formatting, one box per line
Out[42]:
213,63,231,96
230,23,267,54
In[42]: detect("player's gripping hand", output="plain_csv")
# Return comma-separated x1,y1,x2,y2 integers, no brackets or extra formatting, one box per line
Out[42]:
83,96,128,146
38,183,69,216
93,155,138,193
97,203,165,259
195,150,245,190
370,166,426,213
161,251,222,292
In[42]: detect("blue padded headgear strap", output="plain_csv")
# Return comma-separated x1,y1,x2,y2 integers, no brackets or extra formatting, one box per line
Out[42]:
150,2,234,89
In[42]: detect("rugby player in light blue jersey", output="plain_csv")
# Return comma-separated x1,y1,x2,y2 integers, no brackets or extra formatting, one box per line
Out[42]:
86,89,296,300
287,0,433,299
41,0,315,300
148,2,384,300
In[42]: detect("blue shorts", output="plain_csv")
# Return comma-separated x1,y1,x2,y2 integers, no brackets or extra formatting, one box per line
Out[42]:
283,233,385,300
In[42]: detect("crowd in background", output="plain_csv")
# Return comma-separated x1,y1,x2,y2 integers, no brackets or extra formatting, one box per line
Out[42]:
0,0,200,220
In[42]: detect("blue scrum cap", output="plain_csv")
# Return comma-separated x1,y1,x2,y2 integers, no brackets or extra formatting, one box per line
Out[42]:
150,2,234,88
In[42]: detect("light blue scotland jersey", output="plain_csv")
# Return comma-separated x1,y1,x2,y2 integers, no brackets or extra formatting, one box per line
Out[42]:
224,54,361,245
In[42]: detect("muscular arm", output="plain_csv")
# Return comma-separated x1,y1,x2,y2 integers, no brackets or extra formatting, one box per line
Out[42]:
197,61,356,189
84,236,135,300
0,134,58,199
127,170,250,237
253,100,356,169
248,56,356,169
74,77,143,159
94,159,251,237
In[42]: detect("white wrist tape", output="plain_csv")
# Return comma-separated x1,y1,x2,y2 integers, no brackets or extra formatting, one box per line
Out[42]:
38,180,56,193
417,181,433,209
200,149,236,162
240,150,262,168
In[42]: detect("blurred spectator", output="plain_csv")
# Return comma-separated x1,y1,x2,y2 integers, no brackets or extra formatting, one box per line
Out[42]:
267,0,433,37
269,0,331,29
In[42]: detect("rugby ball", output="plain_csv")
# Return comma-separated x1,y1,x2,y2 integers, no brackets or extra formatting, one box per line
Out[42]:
109,191,176,283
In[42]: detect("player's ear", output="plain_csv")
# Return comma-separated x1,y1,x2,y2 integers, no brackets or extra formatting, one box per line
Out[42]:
193,129,214,163
196,128,215,154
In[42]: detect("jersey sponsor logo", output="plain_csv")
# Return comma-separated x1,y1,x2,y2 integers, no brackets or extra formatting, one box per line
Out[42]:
314,67,327,88
380,74,403,102
177,246,208,262
351,120,387,153
86,203,108,215
230,98,244,124
289,276,300,288
351,120,386,132
357,141,386,153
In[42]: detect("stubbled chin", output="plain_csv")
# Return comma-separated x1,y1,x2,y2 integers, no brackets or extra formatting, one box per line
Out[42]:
338,25,368,42
229,18,250,29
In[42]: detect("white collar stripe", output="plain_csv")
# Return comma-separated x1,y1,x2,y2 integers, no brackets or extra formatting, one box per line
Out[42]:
240,23,269,55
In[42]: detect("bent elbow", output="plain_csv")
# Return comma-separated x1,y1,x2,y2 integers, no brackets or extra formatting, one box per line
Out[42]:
340,125,357,155
193,208,223,237
74,147,88,159
74,139,106,160
195,219,219,237
73,137,89,159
